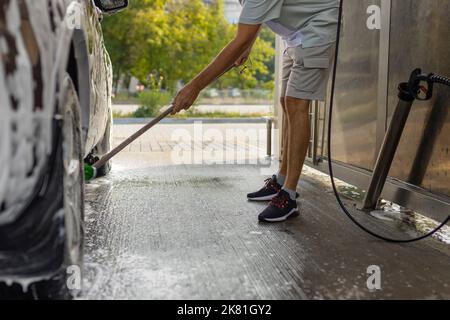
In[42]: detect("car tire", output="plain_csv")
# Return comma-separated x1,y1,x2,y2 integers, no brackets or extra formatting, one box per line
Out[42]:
0,74,84,300
60,73,85,291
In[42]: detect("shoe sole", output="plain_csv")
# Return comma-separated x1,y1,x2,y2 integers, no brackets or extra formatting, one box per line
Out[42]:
247,194,277,201
248,193,300,202
259,208,299,223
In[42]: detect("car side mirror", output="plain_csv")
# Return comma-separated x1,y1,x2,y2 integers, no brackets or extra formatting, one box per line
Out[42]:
94,0,129,14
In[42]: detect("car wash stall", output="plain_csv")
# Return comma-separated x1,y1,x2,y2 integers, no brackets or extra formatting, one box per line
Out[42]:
272,0,450,224
3,0,450,301
77,0,450,300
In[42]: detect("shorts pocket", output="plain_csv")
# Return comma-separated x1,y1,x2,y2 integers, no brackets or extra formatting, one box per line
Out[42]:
292,56,330,94
303,57,329,69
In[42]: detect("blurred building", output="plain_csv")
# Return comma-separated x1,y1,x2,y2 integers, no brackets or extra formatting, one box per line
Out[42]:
224,0,241,23
203,0,241,23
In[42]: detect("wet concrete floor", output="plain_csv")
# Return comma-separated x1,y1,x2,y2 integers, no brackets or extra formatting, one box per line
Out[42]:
82,123,450,300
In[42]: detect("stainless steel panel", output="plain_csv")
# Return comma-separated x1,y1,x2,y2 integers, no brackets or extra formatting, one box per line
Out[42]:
301,0,450,219
376,0,391,151
322,0,381,170
387,0,450,197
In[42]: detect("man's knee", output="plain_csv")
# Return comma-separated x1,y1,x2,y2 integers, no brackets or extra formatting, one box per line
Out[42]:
285,96,310,117
280,98,287,113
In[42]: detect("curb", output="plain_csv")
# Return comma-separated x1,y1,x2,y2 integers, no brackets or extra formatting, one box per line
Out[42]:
113,118,268,125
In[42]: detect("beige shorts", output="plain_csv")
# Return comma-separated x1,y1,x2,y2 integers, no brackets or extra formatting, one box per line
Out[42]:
281,43,335,101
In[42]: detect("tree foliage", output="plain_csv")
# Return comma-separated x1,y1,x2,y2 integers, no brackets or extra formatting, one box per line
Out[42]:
101,0,275,92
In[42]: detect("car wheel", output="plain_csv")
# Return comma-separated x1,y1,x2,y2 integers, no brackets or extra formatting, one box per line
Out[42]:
0,74,84,300
60,74,85,283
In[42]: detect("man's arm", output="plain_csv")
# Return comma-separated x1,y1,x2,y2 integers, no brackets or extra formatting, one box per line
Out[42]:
171,23,261,114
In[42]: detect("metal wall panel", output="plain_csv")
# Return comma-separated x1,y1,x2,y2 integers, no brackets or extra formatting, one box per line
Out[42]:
275,0,450,217
387,0,450,197
323,0,381,170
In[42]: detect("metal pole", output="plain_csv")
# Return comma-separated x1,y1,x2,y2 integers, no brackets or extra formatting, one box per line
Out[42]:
266,117,273,157
360,83,415,211
273,35,283,160
312,101,319,165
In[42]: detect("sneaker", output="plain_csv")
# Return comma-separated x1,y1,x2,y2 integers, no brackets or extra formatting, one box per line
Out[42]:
247,175,281,201
247,176,300,201
258,190,299,223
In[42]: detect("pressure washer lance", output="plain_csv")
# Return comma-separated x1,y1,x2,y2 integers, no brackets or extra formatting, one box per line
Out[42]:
84,106,175,181
84,64,238,181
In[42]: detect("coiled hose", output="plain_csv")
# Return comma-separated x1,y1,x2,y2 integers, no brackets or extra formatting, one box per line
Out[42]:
327,0,450,243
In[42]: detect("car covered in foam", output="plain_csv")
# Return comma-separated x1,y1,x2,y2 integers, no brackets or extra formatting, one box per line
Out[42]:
0,0,128,299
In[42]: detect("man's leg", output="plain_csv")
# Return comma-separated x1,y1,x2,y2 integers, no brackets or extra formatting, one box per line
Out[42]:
246,98,290,201
256,96,309,222
278,98,289,180
284,96,311,192
257,43,333,222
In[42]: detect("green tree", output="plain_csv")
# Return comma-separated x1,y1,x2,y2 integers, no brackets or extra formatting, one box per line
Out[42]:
102,0,275,92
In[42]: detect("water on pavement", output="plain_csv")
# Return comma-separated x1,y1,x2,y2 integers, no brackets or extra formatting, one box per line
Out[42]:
81,123,450,300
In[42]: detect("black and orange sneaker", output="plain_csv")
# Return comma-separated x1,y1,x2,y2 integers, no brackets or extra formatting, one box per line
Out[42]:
258,190,299,223
247,175,282,201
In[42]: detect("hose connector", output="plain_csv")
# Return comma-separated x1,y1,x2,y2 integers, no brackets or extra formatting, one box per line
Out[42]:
407,68,450,101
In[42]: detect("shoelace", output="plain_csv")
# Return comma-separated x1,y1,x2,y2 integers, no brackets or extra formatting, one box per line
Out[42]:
270,193,290,209
264,178,281,192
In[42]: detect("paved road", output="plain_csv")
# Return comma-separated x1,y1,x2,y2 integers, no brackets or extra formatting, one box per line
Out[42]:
82,122,450,300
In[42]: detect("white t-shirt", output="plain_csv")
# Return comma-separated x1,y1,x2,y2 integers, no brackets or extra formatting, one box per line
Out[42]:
265,20,303,48
238,0,339,49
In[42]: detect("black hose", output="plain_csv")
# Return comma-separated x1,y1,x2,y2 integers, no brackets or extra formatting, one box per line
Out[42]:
431,74,450,87
327,0,450,243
